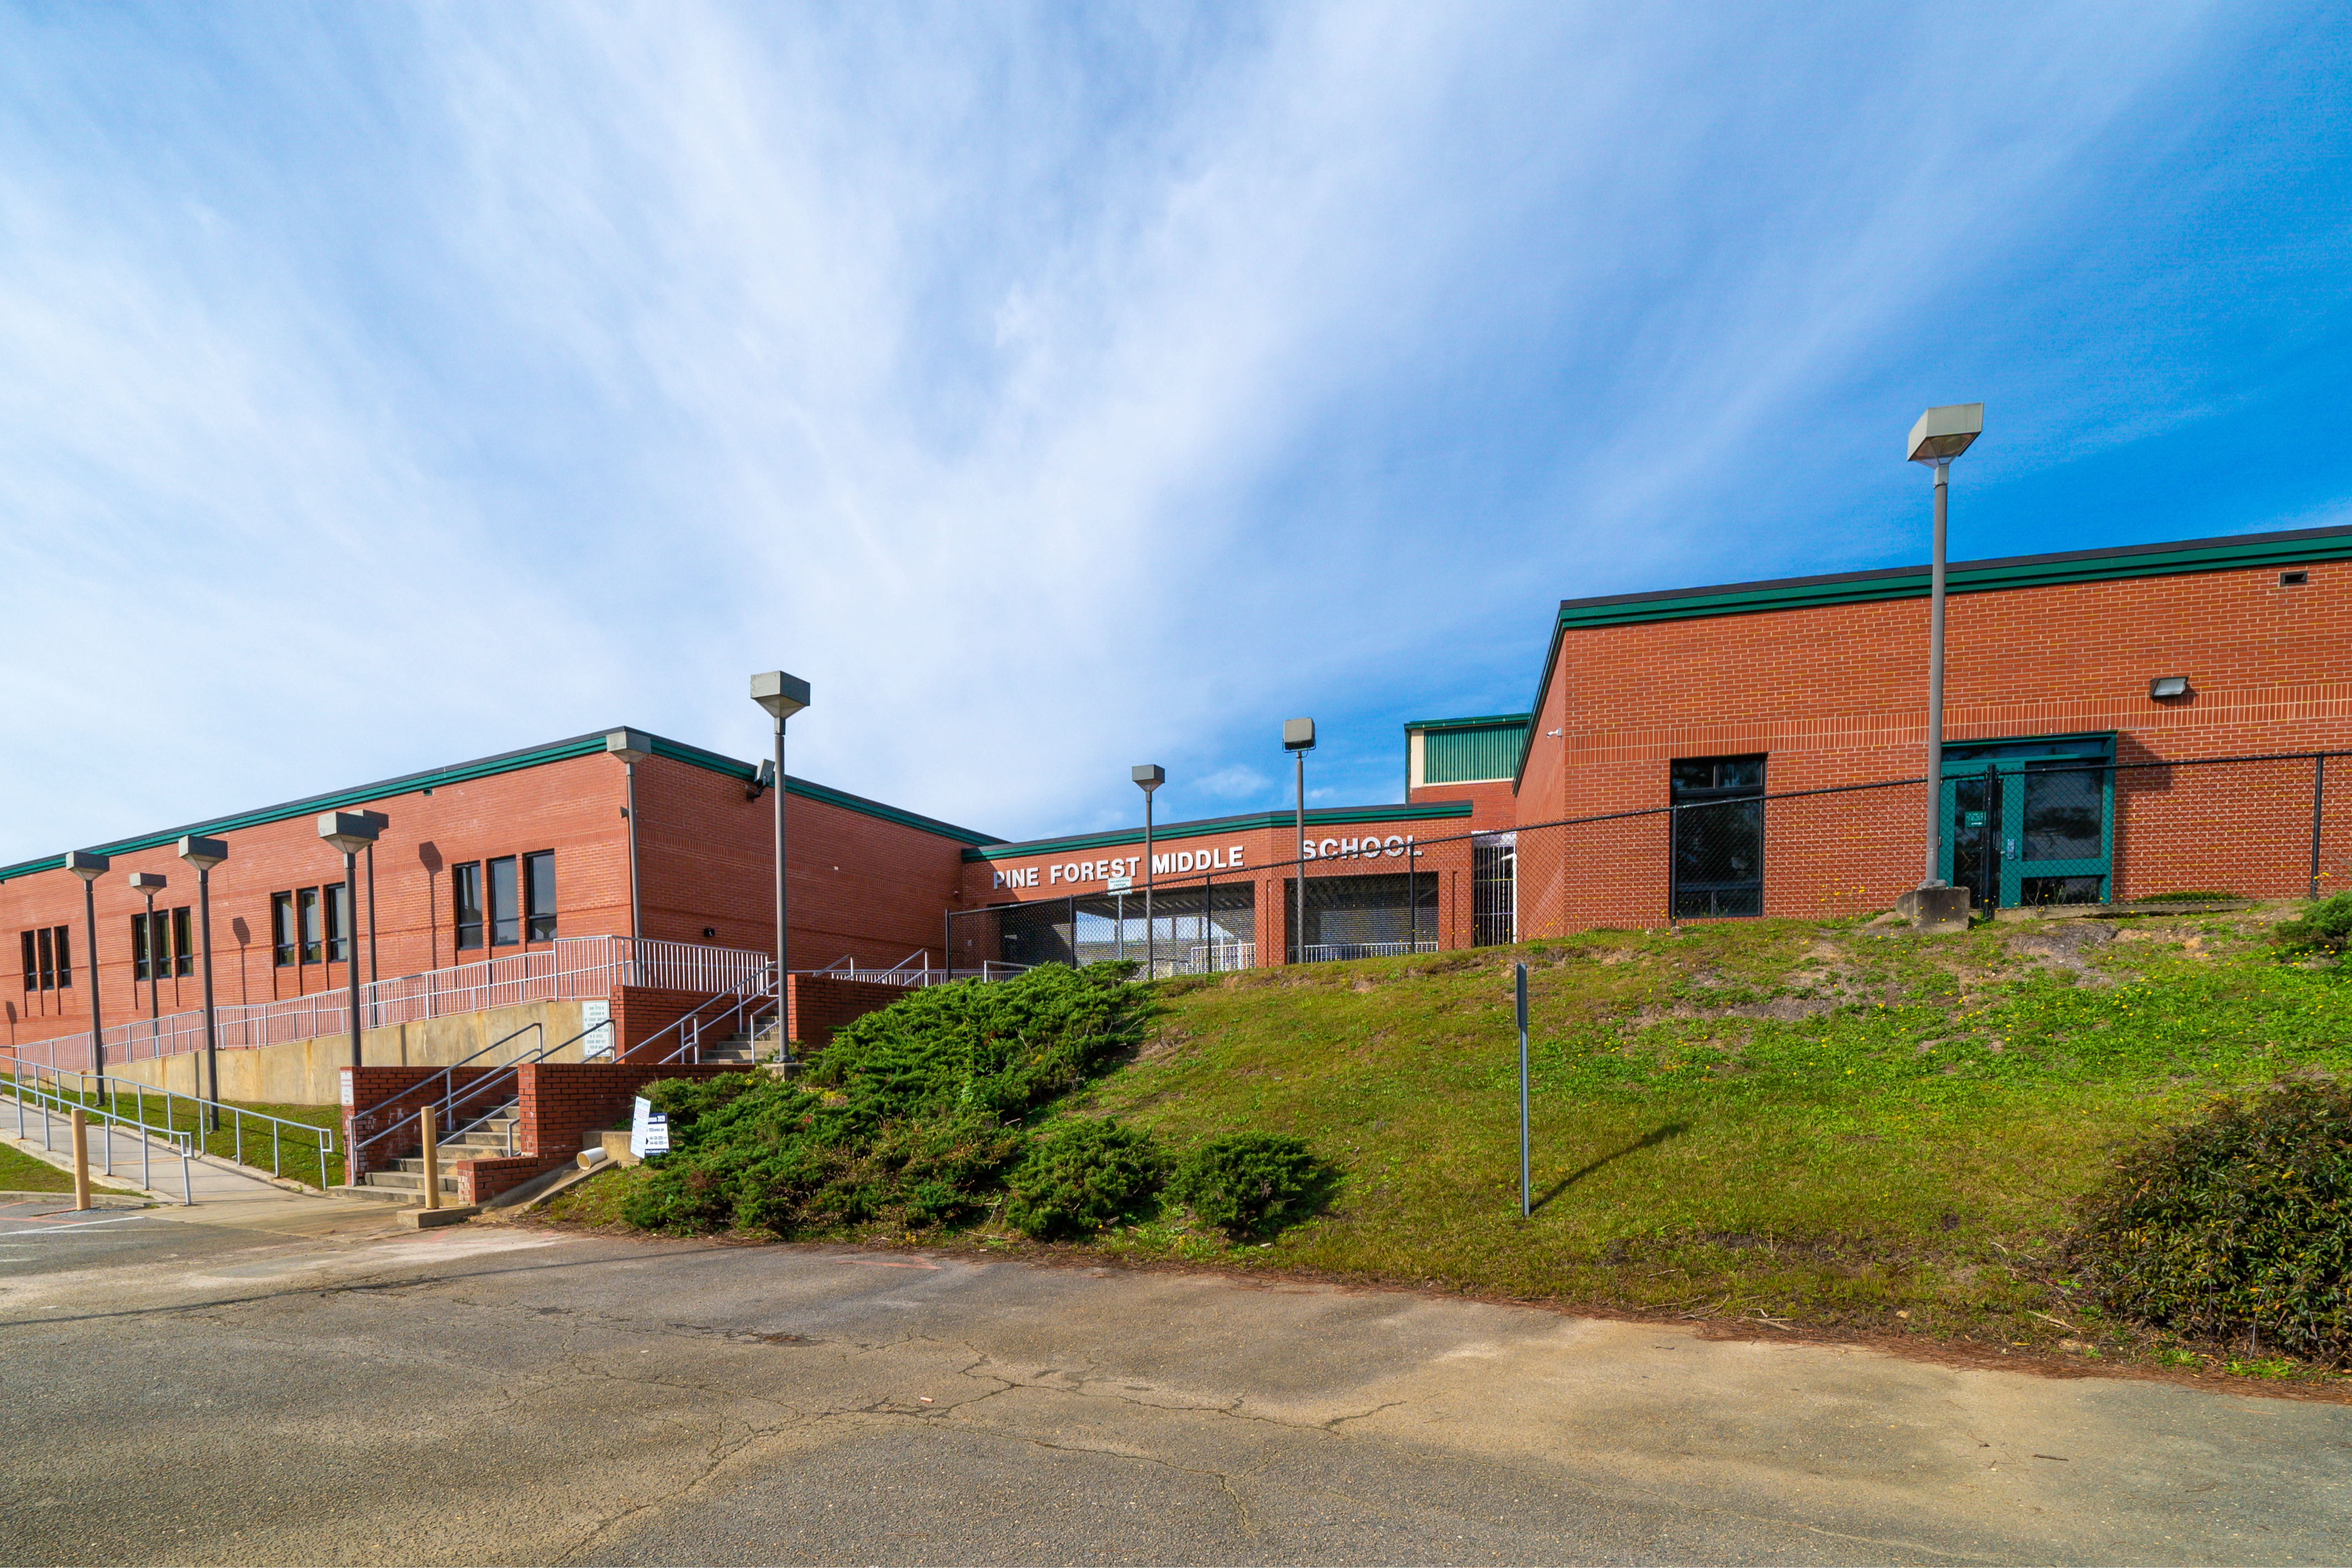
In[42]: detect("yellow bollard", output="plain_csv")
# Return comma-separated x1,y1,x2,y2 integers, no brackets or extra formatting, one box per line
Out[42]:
70,1107,93,1211
419,1104,440,1209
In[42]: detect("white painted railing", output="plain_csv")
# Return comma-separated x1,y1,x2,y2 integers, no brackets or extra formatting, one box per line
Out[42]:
3,935,773,1076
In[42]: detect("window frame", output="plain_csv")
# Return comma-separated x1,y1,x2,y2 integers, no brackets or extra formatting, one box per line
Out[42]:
324,882,349,965
524,850,556,943
173,906,194,977
487,855,519,947
1669,753,1768,919
272,892,297,968
452,861,484,952
298,887,323,965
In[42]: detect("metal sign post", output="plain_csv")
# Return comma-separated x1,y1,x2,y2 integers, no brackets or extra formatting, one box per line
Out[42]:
1516,962,1531,1219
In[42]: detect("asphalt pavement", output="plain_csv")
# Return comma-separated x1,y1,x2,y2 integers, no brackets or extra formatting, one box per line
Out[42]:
1,1198,2345,1566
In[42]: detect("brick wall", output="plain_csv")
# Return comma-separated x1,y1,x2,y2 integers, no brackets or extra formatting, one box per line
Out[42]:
340,1064,513,1179
515,1060,743,1166
784,974,908,1052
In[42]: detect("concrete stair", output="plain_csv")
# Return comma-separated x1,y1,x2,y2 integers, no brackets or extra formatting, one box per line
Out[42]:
356,1104,521,1201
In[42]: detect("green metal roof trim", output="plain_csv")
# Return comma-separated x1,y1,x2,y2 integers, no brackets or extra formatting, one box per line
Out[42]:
1,728,999,883
1513,523,2352,789
962,800,1475,862
1423,723,1526,784
1554,524,2352,630
1401,712,1532,734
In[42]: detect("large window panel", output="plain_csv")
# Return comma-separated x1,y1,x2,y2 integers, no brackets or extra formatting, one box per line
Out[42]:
525,851,556,942
299,887,323,965
273,893,297,968
1671,755,1766,918
452,862,483,951
325,882,349,964
488,856,519,946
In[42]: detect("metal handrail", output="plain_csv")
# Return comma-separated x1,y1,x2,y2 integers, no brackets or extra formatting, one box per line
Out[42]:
436,1017,619,1153
349,1021,543,1146
637,962,781,1067
0,1062,337,1202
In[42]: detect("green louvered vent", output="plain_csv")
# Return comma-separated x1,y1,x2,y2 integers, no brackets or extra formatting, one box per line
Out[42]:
1423,723,1526,783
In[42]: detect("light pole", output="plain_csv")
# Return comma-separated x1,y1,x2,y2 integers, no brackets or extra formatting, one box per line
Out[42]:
62,850,110,1102
604,730,653,972
750,674,810,1033
359,810,388,1011
178,835,229,1130
1284,718,1315,964
1132,766,1164,977
127,871,167,1050
318,812,378,1069
1905,403,1984,893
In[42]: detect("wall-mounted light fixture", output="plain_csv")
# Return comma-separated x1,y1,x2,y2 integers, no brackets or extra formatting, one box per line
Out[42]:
2149,676,2191,701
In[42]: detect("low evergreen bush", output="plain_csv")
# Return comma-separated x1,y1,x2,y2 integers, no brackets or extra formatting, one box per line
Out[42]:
1167,1131,1332,1240
1003,1119,1164,1240
2269,892,2352,958
2067,1079,2352,1363
619,962,1148,1237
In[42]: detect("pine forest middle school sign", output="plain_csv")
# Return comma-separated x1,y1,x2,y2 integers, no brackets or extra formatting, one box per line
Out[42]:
987,833,1419,894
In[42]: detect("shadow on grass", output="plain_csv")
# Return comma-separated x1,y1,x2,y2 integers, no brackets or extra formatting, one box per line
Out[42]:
1530,1122,1687,1214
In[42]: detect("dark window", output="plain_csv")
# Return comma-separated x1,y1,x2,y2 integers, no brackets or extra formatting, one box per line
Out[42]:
52,925,69,989
2020,875,2105,907
525,851,556,942
273,893,296,967
324,883,349,964
173,907,193,976
18,930,30,992
21,929,64,991
488,856,519,946
1671,755,1766,918
299,887,323,964
452,862,484,951
2021,762,2102,860
132,915,153,983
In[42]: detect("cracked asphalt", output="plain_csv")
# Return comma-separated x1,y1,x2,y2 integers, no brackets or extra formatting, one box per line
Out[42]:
2,1196,2346,1565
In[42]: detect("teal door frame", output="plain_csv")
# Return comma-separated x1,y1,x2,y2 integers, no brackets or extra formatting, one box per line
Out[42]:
1939,734,2115,908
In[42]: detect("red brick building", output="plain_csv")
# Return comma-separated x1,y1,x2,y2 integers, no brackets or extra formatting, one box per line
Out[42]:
8,523,2349,1073
2,729,990,1059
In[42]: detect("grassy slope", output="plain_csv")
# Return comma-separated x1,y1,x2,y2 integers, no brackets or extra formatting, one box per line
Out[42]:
1068,907,2348,1374
0,1088,343,1190
0,1141,74,1191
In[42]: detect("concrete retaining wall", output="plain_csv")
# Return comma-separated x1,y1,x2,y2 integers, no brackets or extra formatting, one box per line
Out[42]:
97,999,592,1106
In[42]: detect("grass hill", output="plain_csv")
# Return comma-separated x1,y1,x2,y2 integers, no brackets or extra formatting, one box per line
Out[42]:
550,904,2350,1382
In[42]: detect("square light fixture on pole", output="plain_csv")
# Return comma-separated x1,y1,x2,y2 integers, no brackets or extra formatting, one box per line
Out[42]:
1283,719,1315,964
1899,402,1984,934
127,870,168,1034
605,729,654,957
1132,764,1164,978
750,672,811,1046
318,812,378,1069
62,850,111,1096
178,834,229,1128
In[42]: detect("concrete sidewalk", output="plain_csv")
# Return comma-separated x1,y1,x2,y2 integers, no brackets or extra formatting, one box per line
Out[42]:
3,1095,319,1207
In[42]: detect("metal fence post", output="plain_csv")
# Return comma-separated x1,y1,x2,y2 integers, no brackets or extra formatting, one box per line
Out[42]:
2313,753,2328,902
1516,963,1531,1219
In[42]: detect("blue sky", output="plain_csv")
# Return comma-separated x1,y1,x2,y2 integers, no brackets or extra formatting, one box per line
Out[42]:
2,2,2346,856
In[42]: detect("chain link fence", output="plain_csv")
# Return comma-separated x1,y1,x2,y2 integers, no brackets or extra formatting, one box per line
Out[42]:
945,748,2348,974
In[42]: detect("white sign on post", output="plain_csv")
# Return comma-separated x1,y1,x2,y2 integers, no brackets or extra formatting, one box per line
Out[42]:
629,1095,669,1159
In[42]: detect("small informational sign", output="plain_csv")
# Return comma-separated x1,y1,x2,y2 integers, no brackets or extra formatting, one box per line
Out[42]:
581,999,613,1054
629,1095,669,1159
339,1068,355,1109
1107,876,1132,892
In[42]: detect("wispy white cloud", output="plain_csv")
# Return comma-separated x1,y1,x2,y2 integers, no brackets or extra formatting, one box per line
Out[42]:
0,0,2329,859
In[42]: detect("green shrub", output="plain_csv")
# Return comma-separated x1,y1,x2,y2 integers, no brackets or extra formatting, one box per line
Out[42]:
618,962,1148,1238
2067,1079,2352,1364
1167,1132,1333,1240
2270,892,2352,958
1004,1119,1164,1240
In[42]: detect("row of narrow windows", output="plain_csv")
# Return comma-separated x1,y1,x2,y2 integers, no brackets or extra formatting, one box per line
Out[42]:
16,850,559,987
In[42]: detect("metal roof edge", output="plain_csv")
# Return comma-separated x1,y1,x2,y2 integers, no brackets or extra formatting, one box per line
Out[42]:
1,727,1002,882
961,801,1476,862
1556,524,2352,630
1402,712,1532,734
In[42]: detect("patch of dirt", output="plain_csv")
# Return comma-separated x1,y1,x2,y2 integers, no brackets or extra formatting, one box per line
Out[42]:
2009,921,2118,969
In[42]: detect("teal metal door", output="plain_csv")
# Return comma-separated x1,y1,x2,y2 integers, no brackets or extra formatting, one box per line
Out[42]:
1942,736,2115,908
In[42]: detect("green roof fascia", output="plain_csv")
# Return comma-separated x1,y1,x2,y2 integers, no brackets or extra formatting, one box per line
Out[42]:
2,728,1000,883
1402,712,1532,734
1554,524,2352,631
962,801,1475,862
1514,523,2352,790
